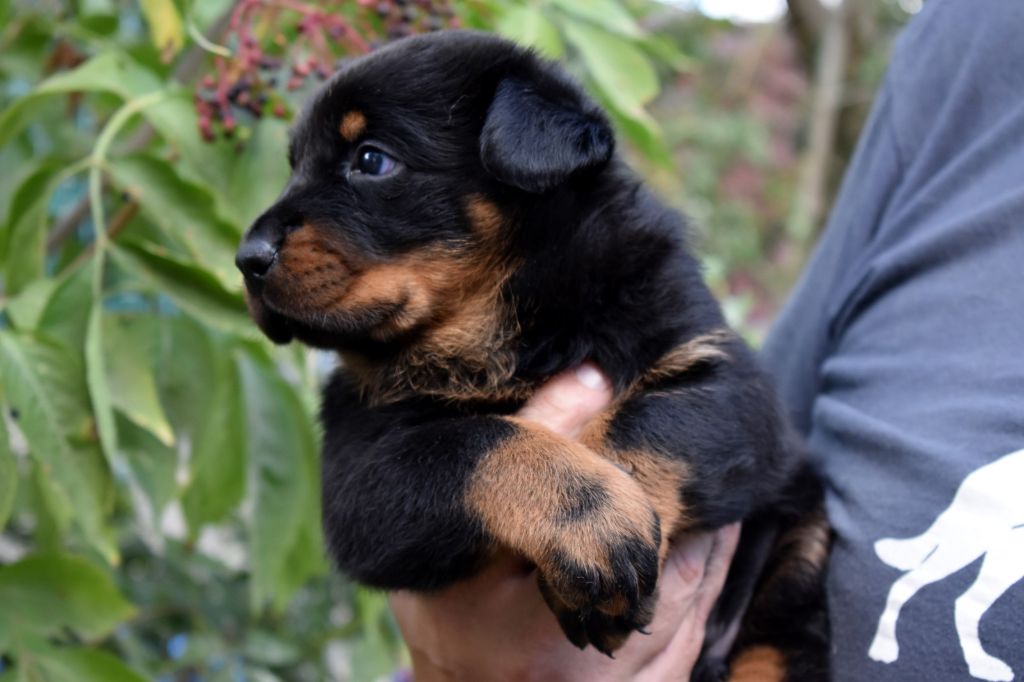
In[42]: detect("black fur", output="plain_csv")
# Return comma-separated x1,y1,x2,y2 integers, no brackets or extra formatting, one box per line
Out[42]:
238,30,830,680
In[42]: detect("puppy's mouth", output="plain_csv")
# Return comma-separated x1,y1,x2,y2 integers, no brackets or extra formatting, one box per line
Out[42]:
243,275,418,349
243,281,296,344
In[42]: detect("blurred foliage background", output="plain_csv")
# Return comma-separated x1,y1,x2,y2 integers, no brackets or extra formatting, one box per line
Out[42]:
0,0,920,679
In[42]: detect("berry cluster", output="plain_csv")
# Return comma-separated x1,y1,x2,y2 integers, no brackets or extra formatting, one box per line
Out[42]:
194,0,458,141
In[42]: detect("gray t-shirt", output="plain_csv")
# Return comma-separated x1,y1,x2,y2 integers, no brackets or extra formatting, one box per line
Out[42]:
761,0,1024,679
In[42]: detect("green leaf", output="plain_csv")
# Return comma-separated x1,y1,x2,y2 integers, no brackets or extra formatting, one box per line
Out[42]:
103,313,173,446
0,553,135,643
1,161,62,296
496,5,564,58
139,0,184,57
23,646,147,682
111,241,255,338
0,407,15,531
241,353,325,611
137,91,236,215
107,154,242,288
226,118,290,229
563,22,658,109
181,347,246,531
549,0,644,38
0,52,162,149
35,262,94,351
0,332,116,562
351,589,403,682
85,304,118,466
152,316,218,436
29,461,73,547
81,0,117,16
0,143,35,255
602,96,673,168
115,413,176,516
4,277,57,332
243,630,302,667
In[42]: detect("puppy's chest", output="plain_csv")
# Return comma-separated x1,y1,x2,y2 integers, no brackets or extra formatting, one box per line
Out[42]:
340,331,534,407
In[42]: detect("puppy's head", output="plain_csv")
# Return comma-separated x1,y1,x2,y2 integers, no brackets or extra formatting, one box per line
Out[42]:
236,31,614,349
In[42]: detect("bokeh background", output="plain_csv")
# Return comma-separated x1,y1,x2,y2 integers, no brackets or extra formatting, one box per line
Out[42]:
0,0,921,679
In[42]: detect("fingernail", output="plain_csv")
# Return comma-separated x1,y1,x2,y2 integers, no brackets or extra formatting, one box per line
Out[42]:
575,363,609,390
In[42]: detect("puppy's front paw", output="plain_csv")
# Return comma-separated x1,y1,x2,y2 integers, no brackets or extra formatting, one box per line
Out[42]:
535,482,662,655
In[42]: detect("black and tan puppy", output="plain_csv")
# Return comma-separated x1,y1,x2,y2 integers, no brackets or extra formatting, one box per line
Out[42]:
236,31,829,681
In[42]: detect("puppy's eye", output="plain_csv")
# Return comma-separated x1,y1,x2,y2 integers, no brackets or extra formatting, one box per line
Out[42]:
354,147,398,176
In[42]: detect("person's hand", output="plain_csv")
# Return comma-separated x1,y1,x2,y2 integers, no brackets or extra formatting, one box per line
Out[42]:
389,364,741,681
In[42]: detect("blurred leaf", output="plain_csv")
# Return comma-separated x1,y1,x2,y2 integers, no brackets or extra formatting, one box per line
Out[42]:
0,332,116,561
241,353,325,611
103,313,173,446
115,413,177,517
17,640,146,682
108,154,241,288
1,161,62,296
243,630,302,667
30,461,73,546
0,408,15,531
0,144,34,253
604,98,673,168
637,33,694,72
111,241,254,338
86,303,119,467
139,0,184,58
496,5,564,58
36,262,94,351
80,0,116,15
351,589,402,682
139,91,236,213
549,0,643,38
4,277,57,332
563,22,658,109
152,315,218,435
226,118,290,229
182,346,246,532
0,553,134,644
0,52,161,149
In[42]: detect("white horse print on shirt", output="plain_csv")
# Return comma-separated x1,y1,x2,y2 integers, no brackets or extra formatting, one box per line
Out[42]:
868,448,1024,681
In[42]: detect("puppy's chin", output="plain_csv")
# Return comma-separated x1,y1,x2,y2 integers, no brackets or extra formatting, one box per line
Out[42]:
245,290,295,344
245,286,420,351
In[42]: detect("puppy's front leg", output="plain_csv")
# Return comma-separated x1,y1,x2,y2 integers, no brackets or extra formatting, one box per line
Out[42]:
465,416,662,655
321,375,660,637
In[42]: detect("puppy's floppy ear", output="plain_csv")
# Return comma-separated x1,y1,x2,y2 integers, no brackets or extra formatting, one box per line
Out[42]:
480,78,614,193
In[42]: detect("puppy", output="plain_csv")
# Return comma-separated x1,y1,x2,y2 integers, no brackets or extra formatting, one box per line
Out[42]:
237,31,830,681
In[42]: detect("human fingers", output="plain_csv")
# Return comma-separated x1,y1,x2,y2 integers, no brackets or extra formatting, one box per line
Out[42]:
636,523,742,681
516,362,613,439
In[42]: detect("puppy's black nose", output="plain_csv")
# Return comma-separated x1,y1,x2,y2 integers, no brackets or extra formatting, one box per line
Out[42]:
236,235,279,279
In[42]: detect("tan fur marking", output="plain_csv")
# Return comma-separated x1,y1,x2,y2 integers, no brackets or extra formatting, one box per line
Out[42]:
269,217,522,403
784,508,831,571
268,224,353,314
642,329,734,386
465,194,505,242
339,110,366,141
728,645,787,682
581,413,689,562
465,417,656,601
762,507,831,594
339,225,522,404
616,450,687,562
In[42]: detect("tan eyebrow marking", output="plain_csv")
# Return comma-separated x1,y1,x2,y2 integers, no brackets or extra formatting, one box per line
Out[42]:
340,111,367,141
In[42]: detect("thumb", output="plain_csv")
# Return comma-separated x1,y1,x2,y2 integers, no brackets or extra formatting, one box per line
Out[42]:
516,363,613,439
